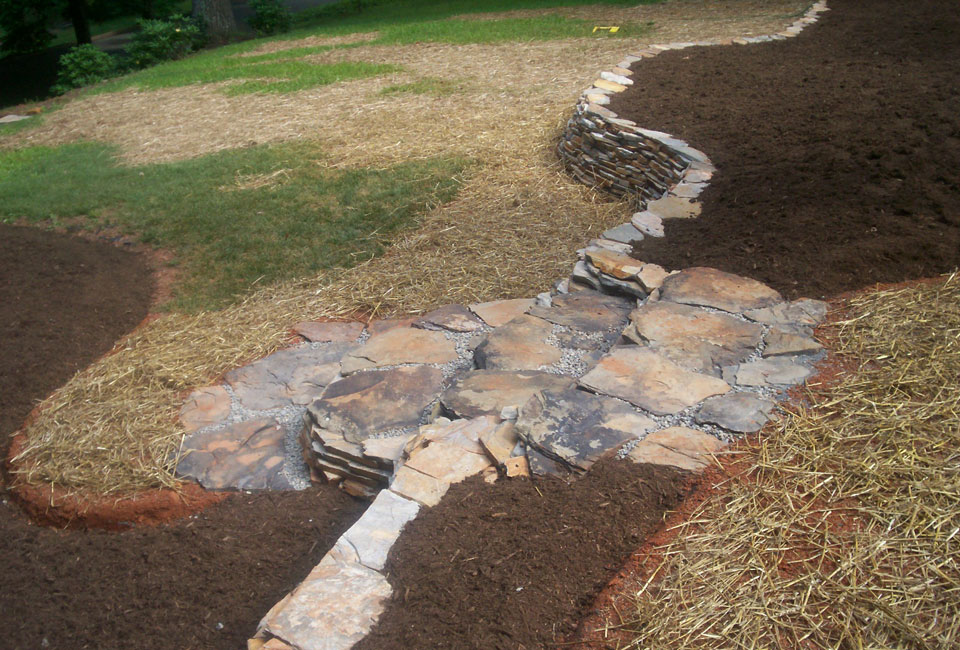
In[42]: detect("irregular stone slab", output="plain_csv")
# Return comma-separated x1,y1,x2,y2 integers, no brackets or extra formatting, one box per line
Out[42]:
526,446,573,478
468,298,534,328
440,370,575,419
588,238,633,255
696,392,777,433
310,366,445,443
261,543,391,650
571,260,602,291
362,435,414,469
579,347,730,416
504,456,531,478
645,195,701,220
390,466,449,507
735,358,813,388
473,314,561,371
406,416,498,457
179,385,231,432
584,248,645,280
176,417,292,490
660,267,783,314
340,328,457,375
0,114,30,123
624,302,763,375
601,223,644,244
517,387,655,472
528,289,633,333
628,427,727,471
631,210,665,237
744,298,829,333
596,271,647,299
367,317,416,336
671,183,704,199
341,489,420,571
294,321,365,343
636,263,670,292
554,327,620,352
479,421,519,465
414,304,485,333
404,441,492,484
763,327,823,357
226,344,353,411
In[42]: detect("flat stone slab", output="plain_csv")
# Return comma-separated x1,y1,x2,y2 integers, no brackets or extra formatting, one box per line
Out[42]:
390,466,449,507
635,263,671,292
340,327,457,375
367,318,416,336
226,344,353,411
696,392,777,433
294,321,365,343
309,366,445,443
439,370,575,419
176,417,292,490
0,114,30,123
406,416,498,457
341,489,420,571
645,195,701,220
735,358,813,387
744,299,829,333
579,346,730,416
361,435,413,469
414,304,485,333
468,298,534,328
473,314,561,371
403,441,493,485
584,248,646,280
260,543,391,650
528,289,633,333
517,387,655,473
179,385,231,432
660,267,783,314
763,327,823,357
601,223,644,244
624,302,763,375
479,421,519,465
631,211,665,237
628,427,727,471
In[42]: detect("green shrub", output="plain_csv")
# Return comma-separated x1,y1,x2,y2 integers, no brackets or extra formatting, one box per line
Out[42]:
126,15,205,69
248,0,292,36
52,44,117,94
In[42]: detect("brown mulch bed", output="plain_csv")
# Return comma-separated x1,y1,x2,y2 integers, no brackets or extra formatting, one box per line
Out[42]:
0,224,366,649
356,460,691,650
610,0,960,300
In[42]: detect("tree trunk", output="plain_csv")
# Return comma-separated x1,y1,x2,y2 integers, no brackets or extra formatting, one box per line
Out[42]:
67,0,91,45
192,0,238,42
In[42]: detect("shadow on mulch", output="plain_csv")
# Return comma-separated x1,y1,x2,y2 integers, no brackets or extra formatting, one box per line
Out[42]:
610,0,960,301
356,460,691,650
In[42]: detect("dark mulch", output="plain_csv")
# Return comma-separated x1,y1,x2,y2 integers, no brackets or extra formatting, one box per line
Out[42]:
0,223,154,443
0,224,366,649
610,0,960,300
0,487,365,650
356,460,691,650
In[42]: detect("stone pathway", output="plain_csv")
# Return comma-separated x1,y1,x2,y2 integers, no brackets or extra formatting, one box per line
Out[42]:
168,4,833,648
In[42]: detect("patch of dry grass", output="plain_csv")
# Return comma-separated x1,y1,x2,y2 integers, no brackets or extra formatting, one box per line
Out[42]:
621,273,960,648
6,0,808,493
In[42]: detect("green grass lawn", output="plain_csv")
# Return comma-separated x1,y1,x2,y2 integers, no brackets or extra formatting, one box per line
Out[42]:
85,0,656,95
0,142,468,311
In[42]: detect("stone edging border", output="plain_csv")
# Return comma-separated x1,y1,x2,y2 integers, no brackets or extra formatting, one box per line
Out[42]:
556,1,829,295
247,5,832,648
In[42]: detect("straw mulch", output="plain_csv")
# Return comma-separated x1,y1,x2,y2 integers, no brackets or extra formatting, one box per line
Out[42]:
6,0,807,494
620,273,960,649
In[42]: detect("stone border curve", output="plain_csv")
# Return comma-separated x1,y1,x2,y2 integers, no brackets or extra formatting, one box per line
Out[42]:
233,4,833,648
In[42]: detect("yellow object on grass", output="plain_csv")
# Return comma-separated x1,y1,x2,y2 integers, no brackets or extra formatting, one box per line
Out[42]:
592,26,620,33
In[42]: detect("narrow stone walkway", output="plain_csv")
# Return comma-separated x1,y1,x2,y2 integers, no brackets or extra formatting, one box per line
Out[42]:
169,4,832,648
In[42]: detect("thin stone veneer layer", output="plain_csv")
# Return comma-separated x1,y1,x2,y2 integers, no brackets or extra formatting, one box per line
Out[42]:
246,5,832,648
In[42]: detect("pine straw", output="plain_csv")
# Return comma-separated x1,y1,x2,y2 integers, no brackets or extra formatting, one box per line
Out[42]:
7,0,807,493
619,272,960,649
